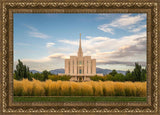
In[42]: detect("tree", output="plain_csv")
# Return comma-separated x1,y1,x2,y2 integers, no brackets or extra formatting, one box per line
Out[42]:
105,74,113,81
114,73,125,81
14,59,31,80
90,75,104,81
125,70,131,75
141,68,147,81
132,63,146,81
32,73,44,81
109,70,118,76
126,72,135,81
42,70,51,81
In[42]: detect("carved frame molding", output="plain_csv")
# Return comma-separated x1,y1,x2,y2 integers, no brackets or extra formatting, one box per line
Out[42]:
0,0,159,114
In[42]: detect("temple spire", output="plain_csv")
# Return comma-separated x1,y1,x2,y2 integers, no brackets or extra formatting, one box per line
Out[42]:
79,33,81,49
78,33,83,57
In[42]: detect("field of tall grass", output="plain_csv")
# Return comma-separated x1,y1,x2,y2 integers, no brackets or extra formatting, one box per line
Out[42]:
14,79,146,96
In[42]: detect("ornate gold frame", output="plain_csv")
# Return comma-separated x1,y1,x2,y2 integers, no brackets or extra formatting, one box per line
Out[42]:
0,0,159,114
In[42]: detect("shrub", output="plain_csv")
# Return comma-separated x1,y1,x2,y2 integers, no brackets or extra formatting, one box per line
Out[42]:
14,79,146,97
70,82,81,96
102,81,115,96
14,80,23,96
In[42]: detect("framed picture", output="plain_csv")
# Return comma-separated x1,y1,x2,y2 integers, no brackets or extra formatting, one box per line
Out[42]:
0,0,159,114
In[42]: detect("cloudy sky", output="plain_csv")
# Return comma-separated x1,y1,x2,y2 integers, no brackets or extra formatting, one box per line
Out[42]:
14,13,147,72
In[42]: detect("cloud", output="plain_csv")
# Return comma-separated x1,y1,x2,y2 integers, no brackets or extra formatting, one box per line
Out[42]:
109,14,145,27
98,26,114,34
22,53,65,63
25,25,51,39
108,37,146,58
58,40,78,45
25,25,38,31
16,32,146,71
83,32,146,54
129,25,146,33
29,32,50,39
22,57,50,63
46,42,55,48
97,61,146,67
15,53,65,71
98,14,146,34
48,53,65,59
55,32,146,67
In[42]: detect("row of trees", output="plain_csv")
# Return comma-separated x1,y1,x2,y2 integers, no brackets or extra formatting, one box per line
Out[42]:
14,60,70,81
90,63,146,82
14,60,146,82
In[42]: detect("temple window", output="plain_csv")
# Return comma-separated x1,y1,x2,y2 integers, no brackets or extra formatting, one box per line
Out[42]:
79,69,82,74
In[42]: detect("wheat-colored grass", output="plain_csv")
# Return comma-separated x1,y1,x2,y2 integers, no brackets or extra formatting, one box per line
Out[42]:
14,79,146,96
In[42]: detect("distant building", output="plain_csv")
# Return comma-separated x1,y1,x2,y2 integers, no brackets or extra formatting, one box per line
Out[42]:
59,34,103,82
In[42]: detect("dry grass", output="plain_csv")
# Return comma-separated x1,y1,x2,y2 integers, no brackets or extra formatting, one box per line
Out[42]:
14,79,146,96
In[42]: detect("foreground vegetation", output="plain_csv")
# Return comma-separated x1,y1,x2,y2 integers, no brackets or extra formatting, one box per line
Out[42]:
14,79,146,97
14,96,146,102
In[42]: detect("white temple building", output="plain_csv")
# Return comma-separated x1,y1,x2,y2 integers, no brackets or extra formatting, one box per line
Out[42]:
59,34,103,82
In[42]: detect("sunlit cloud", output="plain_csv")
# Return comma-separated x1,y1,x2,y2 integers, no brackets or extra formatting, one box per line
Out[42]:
22,57,51,63
56,32,146,65
18,31,146,71
15,54,65,71
58,39,78,45
48,53,65,59
98,14,146,34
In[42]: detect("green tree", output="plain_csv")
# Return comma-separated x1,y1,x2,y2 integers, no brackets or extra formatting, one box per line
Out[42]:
132,63,146,81
109,70,118,77
114,73,125,81
132,63,141,81
14,59,31,80
141,68,147,81
125,72,135,81
90,75,103,81
42,70,51,81
32,73,44,81
125,70,131,75
125,70,135,81
105,74,113,81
